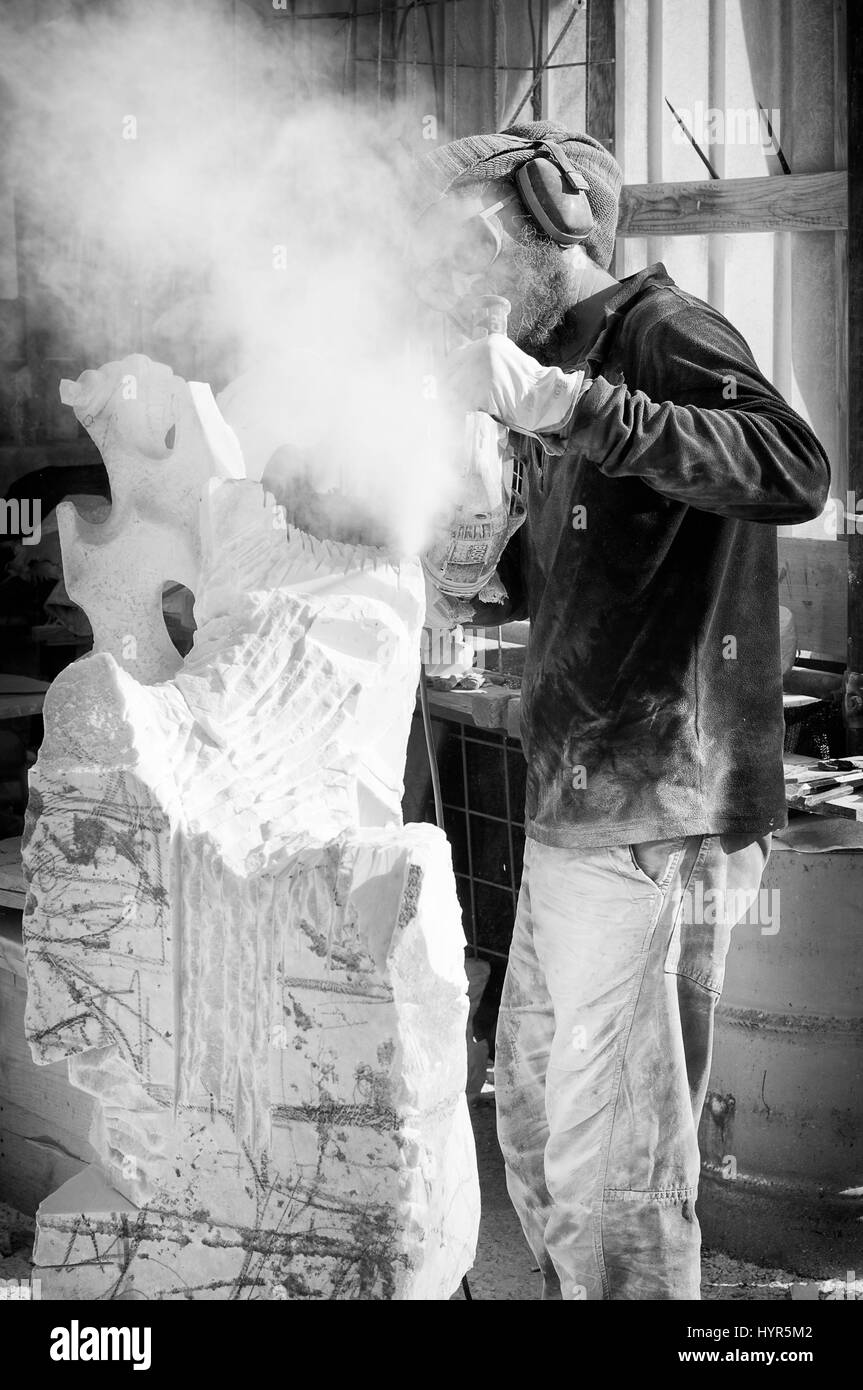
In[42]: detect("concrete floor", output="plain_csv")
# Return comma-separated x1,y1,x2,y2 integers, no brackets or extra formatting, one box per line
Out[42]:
1,1102,856,1301
452,1091,857,1302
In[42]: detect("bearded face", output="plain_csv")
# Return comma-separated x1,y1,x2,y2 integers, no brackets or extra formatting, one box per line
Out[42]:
484,222,583,352
414,179,589,353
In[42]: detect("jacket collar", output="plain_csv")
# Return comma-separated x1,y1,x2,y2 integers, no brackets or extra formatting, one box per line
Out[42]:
552,262,675,373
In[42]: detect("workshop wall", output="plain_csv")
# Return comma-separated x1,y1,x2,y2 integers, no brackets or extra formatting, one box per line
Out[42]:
0,0,594,477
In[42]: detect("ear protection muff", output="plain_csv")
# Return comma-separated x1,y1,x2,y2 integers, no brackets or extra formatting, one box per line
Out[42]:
513,141,595,247
415,136,597,308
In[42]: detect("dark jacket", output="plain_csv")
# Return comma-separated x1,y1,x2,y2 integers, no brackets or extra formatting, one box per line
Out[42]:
480,264,831,849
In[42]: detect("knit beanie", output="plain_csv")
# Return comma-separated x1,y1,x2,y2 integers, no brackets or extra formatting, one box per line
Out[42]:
419,120,622,271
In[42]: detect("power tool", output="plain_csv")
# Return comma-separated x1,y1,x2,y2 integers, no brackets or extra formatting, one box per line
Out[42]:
419,140,594,602
422,293,526,602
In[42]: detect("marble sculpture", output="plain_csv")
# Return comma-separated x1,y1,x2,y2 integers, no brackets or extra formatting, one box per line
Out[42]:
21,355,479,1300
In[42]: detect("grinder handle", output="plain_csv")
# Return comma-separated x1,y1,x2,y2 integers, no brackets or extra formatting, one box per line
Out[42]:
471,295,511,340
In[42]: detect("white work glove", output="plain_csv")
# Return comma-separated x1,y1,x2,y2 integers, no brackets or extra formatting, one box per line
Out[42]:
442,334,588,437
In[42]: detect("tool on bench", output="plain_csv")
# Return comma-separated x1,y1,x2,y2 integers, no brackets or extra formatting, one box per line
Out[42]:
800,771,863,807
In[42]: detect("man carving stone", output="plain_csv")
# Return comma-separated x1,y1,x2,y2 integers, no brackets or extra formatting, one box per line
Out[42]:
418,121,830,1300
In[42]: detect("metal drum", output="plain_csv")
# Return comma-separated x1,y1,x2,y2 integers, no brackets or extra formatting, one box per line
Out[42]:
698,842,863,1276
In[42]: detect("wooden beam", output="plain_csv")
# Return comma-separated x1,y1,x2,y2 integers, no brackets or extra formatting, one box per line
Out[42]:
535,0,549,121
645,0,663,266
707,0,727,313
617,171,848,237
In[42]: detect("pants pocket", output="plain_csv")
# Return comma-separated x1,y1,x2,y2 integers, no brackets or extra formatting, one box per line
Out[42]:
665,906,728,997
627,838,687,892
663,834,769,996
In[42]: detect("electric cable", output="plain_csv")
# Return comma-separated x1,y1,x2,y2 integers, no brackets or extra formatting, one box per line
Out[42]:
419,661,444,828
506,0,583,126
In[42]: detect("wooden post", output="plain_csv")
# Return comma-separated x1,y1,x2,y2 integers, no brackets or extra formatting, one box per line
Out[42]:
707,0,727,315
645,0,663,268
586,0,615,152
535,0,549,121
846,0,863,748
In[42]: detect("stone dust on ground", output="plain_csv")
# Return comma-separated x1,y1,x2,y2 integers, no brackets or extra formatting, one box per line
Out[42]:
1,1122,858,1302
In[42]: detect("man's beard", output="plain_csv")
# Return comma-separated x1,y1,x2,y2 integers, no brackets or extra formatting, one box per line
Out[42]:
484,228,575,354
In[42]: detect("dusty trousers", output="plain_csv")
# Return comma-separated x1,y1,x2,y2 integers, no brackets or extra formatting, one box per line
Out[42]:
495,832,771,1300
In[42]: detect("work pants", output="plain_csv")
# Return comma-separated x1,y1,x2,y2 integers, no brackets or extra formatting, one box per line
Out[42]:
495,832,771,1300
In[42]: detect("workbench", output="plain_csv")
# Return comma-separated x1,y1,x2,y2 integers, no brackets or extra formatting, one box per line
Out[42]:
425,683,522,738
425,689,863,820
784,752,863,820
0,673,48,722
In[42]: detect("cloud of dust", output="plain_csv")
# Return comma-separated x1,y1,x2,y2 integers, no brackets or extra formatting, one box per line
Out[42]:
0,0,459,555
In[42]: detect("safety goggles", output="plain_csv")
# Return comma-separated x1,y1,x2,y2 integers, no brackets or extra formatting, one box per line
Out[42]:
413,189,529,310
